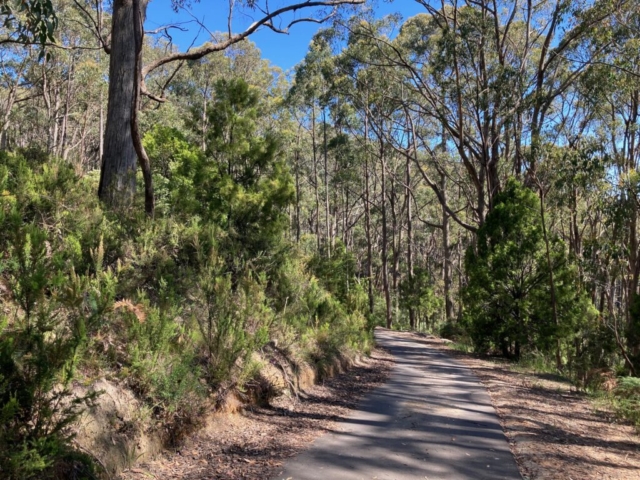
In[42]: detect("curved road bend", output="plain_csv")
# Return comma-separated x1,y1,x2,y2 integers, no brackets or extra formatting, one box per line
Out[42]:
274,328,521,480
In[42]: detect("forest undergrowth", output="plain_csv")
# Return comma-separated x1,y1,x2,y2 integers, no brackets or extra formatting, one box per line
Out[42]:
0,114,373,479
3,0,640,477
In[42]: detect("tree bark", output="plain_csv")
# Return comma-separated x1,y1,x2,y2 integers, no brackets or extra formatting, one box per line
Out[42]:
311,104,321,251
406,151,415,330
380,137,392,329
131,0,154,215
98,0,146,208
442,173,454,322
364,114,374,315
323,108,331,258
539,186,561,369
295,128,301,243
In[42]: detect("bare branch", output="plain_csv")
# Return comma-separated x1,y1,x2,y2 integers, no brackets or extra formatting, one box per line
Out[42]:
142,0,364,76
72,0,111,53
288,10,336,29
141,81,166,103
0,38,102,51
145,23,191,35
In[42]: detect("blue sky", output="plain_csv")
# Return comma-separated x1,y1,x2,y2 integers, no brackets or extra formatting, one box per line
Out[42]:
145,0,425,72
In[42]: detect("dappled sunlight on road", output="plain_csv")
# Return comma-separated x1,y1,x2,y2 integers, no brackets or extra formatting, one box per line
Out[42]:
273,328,521,480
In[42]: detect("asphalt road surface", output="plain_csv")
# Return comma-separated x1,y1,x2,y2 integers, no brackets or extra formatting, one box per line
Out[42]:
274,328,522,480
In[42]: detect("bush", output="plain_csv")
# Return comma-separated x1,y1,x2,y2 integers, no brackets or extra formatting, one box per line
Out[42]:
611,377,640,429
439,321,466,341
0,321,98,479
463,179,591,359
0,114,374,475
400,267,442,331
0,208,104,478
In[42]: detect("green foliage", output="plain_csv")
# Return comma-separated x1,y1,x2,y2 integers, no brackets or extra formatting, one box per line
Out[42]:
439,321,466,342
615,377,640,398
0,0,57,47
191,260,271,384
0,154,106,477
142,125,202,213
151,78,295,276
0,81,376,472
463,179,591,359
399,267,442,329
0,318,97,479
611,377,640,429
307,242,357,306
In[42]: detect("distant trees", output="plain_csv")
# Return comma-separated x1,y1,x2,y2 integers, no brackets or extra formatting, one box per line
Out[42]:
1,0,640,378
277,0,640,378
96,0,365,215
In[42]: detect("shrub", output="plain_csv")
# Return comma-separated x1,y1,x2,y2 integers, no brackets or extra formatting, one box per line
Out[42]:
611,377,640,429
0,222,103,478
463,179,591,359
0,116,374,476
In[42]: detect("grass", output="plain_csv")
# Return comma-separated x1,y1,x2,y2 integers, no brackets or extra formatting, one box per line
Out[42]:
450,341,474,353
607,377,640,431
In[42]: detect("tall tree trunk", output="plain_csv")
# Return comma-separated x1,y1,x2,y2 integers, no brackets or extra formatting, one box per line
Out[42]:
457,234,463,321
539,187,561,369
60,58,74,159
391,174,400,292
323,108,331,258
391,175,402,327
99,0,147,208
130,0,154,215
201,92,208,152
442,173,453,322
295,129,301,243
311,104,321,252
364,114,374,315
406,152,415,330
99,82,104,162
380,138,392,329
626,90,640,368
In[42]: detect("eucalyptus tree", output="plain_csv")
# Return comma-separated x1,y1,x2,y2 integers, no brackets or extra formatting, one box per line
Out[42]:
347,0,622,229
289,31,339,254
570,2,640,373
321,20,380,314
76,0,365,216
0,0,106,165
331,17,422,328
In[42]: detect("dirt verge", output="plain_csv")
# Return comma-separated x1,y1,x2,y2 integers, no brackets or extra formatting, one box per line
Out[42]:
118,348,394,480
410,333,640,480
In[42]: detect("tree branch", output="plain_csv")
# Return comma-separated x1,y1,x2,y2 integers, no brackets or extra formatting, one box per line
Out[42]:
142,0,364,76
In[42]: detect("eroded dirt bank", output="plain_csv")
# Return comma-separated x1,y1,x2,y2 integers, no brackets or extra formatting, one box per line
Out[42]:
118,348,394,480
115,330,640,480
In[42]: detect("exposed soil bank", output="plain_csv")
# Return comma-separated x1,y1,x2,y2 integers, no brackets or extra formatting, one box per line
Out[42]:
71,341,380,478
117,348,393,479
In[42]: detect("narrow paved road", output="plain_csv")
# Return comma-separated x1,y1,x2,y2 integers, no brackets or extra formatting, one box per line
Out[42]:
274,329,521,480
